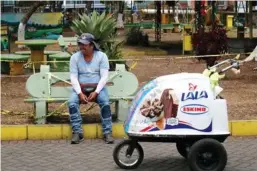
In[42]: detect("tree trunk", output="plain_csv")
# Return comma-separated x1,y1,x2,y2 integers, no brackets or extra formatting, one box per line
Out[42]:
172,5,175,22
167,5,171,24
18,1,45,48
85,1,93,15
51,1,56,12
249,1,253,39
117,1,125,29
57,1,63,12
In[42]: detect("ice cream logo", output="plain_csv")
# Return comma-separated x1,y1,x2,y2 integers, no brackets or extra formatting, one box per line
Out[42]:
139,88,179,130
133,119,152,125
181,83,208,101
189,83,197,91
180,104,209,115
166,117,179,126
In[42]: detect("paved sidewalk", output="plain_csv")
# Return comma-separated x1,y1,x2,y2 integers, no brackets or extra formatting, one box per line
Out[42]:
2,137,257,171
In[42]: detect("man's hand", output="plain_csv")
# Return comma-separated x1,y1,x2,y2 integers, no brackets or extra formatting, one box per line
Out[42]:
79,93,88,104
88,92,98,102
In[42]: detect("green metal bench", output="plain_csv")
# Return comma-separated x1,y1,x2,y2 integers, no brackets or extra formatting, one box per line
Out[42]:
15,50,63,64
14,50,62,56
1,54,29,75
24,64,139,124
48,52,71,72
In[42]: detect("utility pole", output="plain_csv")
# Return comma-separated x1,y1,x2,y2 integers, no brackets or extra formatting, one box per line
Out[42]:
249,0,253,39
155,1,161,42
211,0,216,29
195,0,204,34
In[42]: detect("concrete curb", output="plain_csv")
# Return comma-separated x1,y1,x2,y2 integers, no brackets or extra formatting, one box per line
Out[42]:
1,120,257,140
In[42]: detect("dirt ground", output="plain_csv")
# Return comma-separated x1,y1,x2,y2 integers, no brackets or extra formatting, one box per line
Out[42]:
1,29,257,124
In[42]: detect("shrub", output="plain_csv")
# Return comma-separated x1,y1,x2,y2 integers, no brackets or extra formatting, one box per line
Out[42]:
126,27,149,47
192,25,228,67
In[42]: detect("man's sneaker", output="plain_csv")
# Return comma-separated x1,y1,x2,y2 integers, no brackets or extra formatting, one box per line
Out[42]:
71,133,84,144
104,133,114,144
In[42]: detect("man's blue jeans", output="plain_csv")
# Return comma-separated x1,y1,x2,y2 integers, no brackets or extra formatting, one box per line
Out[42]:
68,87,112,135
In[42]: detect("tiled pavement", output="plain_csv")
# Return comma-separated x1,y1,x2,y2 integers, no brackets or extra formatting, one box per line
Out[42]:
2,136,257,171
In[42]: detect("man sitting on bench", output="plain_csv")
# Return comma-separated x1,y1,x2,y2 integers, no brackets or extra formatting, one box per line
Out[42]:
68,33,114,144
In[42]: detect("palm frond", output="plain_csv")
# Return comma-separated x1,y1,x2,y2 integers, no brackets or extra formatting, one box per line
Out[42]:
71,11,123,59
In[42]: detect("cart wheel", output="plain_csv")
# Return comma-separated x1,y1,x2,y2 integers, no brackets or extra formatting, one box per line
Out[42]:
187,138,227,171
176,142,190,159
113,140,144,169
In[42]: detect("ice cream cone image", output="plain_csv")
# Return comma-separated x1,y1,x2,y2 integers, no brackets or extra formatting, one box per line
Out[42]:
140,98,164,122
168,89,179,105
161,89,179,119
156,117,166,130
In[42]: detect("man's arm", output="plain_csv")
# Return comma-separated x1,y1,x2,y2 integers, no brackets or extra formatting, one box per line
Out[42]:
70,74,81,94
95,52,110,94
95,69,108,94
70,55,81,94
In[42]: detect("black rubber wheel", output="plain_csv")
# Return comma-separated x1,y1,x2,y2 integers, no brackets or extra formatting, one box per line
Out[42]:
176,142,190,159
113,140,144,169
187,138,227,171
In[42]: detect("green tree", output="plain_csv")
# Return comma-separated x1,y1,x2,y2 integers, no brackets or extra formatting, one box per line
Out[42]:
16,1,46,48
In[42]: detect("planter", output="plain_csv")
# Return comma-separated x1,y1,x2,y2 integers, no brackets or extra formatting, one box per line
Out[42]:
1,54,29,75
227,38,245,53
244,38,257,53
1,62,10,74
228,38,257,53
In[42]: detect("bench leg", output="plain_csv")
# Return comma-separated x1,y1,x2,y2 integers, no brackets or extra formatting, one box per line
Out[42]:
116,100,130,122
34,101,48,124
31,49,46,69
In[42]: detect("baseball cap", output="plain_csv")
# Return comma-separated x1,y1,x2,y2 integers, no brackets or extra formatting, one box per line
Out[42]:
77,33,100,50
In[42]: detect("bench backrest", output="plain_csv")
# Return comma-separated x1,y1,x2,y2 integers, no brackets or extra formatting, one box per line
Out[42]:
26,64,139,99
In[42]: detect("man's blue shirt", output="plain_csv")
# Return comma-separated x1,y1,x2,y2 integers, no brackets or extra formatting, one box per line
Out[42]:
70,50,109,84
